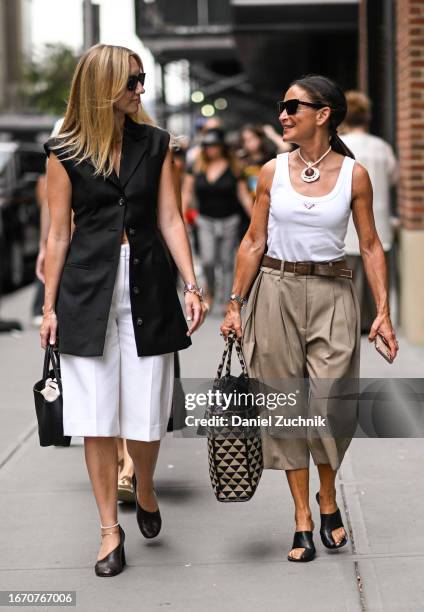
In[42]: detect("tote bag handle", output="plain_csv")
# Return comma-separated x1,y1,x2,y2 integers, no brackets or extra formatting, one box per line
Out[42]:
42,345,62,395
216,332,247,380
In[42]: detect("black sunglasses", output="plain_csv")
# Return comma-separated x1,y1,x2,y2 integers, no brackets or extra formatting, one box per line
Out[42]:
127,72,146,91
277,98,327,115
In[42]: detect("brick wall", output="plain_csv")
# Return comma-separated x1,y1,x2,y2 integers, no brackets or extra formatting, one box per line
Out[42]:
397,0,424,230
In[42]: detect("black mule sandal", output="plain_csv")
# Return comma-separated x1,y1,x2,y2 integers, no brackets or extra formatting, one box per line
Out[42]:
287,531,316,562
316,492,348,549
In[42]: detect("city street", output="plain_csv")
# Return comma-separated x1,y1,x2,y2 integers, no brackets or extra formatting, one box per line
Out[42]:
0,284,423,612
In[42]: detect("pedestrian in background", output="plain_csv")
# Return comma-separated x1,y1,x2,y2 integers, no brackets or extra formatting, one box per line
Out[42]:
40,43,205,577
239,125,277,196
185,116,223,169
237,124,277,239
262,123,292,154
221,75,398,563
341,91,398,332
182,128,253,313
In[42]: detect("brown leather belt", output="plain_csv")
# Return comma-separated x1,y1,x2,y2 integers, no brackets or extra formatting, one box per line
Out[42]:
261,254,353,279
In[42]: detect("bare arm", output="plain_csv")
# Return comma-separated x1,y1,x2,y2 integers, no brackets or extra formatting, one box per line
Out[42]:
181,172,195,217
40,153,72,347
36,173,75,283
36,175,50,245
263,124,291,153
171,158,183,215
386,143,398,186
351,162,398,360
157,148,205,335
35,174,50,282
220,159,275,338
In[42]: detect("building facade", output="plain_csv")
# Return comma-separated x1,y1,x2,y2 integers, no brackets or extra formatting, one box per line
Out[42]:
0,0,31,111
135,0,360,127
396,0,424,342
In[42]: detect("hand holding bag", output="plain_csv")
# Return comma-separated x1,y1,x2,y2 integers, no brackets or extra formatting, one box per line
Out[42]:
33,345,71,447
205,332,263,502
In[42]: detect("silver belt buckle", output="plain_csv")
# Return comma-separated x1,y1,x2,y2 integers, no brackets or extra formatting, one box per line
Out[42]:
338,268,353,279
293,262,313,275
292,262,300,275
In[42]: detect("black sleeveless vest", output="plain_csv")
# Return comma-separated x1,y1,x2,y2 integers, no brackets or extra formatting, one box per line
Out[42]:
44,116,192,357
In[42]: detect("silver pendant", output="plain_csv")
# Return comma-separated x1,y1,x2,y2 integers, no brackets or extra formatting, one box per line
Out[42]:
303,202,316,209
301,166,320,183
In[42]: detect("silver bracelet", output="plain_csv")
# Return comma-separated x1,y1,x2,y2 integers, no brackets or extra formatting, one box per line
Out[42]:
183,283,204,301
42,306,56,315
229,293,247,306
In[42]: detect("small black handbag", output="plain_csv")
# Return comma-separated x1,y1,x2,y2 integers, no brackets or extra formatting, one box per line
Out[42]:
33,345,71,447
204,333,263,502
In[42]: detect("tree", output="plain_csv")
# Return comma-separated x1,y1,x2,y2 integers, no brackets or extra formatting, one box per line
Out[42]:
22,43,79,115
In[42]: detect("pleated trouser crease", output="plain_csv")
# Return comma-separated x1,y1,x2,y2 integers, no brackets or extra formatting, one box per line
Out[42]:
242,264,361,471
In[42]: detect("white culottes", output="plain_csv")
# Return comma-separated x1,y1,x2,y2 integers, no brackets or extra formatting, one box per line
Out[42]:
60,243,174,441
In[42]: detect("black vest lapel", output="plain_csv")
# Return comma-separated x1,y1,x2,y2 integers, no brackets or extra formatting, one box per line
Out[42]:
119,116,148,189
106,168,121,190
83,158,121,190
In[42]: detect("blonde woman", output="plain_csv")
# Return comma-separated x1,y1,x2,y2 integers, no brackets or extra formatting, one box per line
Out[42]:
40,44,205,577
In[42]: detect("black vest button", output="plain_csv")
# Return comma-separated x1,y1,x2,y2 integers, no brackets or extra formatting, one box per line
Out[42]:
118,197,126,206
136,318,143,326
129,228,136,236
133,286,140,294
133,258,140,265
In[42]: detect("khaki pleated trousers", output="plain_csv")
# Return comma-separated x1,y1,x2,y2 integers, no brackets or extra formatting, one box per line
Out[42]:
242,264,361,471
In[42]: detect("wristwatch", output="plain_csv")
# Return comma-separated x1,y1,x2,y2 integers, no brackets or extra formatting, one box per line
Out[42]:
230,293,247,306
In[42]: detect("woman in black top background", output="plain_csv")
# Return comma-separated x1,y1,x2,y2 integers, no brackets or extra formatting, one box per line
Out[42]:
182,128,252,313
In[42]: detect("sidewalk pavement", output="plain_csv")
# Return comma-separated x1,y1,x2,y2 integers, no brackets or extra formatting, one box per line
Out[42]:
0,284,424,612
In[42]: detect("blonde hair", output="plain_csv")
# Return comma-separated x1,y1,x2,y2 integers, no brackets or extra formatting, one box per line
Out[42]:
51,44,155,178
344,90,372,128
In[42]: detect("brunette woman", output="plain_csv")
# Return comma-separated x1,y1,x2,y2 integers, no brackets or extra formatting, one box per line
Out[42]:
221,75,398,562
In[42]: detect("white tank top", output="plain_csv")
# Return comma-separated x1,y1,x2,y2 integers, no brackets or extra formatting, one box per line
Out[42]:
267,152,355,262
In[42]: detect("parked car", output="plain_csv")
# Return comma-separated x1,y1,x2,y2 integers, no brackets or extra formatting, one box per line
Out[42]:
0,141,46,292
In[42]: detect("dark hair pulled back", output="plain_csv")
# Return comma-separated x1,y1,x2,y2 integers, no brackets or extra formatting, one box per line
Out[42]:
289,74,355,159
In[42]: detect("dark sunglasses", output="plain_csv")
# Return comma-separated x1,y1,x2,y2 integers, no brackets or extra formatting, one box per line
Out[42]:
277,98,327,115
127,72,146,91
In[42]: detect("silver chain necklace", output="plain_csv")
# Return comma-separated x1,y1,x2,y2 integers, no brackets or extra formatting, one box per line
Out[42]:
298,145,332,183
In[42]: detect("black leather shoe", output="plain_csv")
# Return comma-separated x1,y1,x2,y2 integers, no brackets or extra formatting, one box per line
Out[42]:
94,524,126,577
132,474,162,539
287,531,316,562
316,492,348,549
